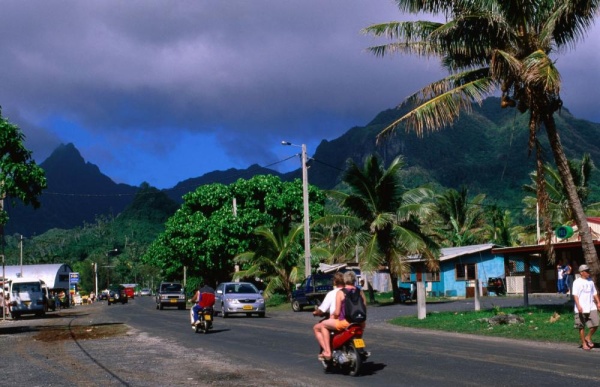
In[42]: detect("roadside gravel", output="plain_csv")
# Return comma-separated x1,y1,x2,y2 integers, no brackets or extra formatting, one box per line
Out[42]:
0,304,314,387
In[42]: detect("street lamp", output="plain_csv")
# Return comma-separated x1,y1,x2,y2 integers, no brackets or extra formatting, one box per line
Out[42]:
281,141,311,278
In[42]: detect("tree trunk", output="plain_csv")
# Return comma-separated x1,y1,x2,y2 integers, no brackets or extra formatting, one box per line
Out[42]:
544,116,600,284
390,273,401,303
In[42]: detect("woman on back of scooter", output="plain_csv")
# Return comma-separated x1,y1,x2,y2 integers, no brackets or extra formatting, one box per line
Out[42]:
317,271,366,361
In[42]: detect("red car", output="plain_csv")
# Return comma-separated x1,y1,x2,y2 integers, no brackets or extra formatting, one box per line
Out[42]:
124,287,135,299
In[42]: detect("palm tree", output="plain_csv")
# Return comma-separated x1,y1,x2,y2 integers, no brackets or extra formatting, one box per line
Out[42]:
431,186,487,247
363,0,600,279
318,155,439,303
233,224,305,301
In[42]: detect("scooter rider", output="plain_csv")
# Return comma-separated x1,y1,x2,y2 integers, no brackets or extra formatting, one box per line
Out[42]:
191,283,216,326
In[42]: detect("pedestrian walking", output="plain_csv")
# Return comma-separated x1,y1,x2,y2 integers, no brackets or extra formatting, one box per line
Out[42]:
572,264,600,351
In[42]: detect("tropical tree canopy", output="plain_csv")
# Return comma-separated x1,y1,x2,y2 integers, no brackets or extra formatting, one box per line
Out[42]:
319,155,439,303
141,175,325,288
363,0,600,278
0,110,47,225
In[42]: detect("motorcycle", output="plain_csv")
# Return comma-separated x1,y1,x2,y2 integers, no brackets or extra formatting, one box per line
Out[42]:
317,317,370,376
190,306,214,334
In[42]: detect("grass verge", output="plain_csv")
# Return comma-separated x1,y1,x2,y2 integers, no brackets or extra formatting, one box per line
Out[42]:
389,303,576,343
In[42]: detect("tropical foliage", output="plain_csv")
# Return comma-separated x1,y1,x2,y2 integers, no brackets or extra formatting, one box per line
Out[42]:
233,224,304,300
141,175,325,292
0,110,47,225
318,155,439,302
363,0,600,278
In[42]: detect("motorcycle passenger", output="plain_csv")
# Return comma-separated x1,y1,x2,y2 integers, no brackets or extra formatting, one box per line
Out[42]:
318,271,367,360
313,272,345,359
191,283,216,326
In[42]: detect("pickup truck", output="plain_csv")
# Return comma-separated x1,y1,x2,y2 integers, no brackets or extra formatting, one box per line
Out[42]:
155,282,186,310
291,274,334,312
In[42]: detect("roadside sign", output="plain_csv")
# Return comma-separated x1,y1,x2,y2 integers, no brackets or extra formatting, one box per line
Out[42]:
70,272,80,284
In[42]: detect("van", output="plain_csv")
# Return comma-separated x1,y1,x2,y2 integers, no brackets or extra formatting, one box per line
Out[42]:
9,278,46,319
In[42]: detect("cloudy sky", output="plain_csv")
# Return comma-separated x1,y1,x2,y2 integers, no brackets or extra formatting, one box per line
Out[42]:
1,1,599,189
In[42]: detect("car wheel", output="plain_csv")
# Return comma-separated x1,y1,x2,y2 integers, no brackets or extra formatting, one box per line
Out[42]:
178,305,186,310
159,303,164,310
221,305,228,318
291,300,303,312
258,312,265,318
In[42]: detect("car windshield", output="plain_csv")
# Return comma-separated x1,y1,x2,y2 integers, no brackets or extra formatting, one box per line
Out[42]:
13,282,41,292
163,284,182,292
225,284,259,294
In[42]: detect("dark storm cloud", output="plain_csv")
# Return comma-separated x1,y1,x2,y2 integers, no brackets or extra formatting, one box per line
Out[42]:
0,1,598,187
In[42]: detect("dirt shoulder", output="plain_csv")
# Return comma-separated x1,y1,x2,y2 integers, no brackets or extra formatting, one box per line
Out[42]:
0,304,312,386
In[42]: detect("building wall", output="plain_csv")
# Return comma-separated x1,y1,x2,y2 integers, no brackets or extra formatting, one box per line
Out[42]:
437,252,505,298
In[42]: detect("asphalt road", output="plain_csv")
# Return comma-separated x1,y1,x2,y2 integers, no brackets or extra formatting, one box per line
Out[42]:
2,294,599,386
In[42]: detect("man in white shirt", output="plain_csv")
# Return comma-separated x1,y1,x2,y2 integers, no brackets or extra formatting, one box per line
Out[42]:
573,264,600,351
312,272,344,360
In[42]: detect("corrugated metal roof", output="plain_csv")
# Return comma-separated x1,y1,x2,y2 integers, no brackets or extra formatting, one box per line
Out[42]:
406,243,498,262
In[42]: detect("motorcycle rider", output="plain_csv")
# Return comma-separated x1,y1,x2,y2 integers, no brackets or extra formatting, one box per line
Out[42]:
191,282,215,325
317,271,367,360
313,272,345,359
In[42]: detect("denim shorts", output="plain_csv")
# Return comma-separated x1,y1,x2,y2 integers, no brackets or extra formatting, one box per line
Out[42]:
574,310,600,329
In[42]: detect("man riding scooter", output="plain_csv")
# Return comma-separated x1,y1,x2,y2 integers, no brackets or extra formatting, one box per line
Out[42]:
191,283,216,326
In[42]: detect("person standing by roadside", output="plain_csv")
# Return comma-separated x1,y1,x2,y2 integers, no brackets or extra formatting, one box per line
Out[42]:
564,261,574,296
557,259,565,294
572,264,600,351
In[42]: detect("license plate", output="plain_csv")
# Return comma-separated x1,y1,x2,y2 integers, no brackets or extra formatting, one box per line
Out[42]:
204,315,212,321
170,299,177,303
353,338,365,348
242,305,253,310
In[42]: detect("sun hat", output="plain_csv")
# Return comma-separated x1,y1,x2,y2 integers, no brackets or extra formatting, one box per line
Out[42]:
579,264,590,272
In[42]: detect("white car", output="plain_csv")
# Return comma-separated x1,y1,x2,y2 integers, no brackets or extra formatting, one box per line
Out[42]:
214,282,265,318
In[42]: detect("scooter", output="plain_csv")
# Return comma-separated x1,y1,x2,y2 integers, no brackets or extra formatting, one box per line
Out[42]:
318,318,370,376
190,306,214,334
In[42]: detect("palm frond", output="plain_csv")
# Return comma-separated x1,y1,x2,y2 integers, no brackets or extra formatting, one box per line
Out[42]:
378,73,495,140
523,50,561,94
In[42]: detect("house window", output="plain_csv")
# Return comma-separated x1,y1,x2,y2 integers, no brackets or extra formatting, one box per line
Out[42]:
424,271,440,282
455,263,476,280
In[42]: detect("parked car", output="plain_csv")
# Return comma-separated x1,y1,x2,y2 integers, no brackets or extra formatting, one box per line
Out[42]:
140,288,152,296
214,282,265,318
155,282,186,310
107,285,128,305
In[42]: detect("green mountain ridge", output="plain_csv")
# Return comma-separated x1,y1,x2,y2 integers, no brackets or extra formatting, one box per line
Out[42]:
6,97,600,236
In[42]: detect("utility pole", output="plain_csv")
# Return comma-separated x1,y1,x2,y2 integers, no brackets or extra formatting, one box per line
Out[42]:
20,235,23,277
281,141,312,278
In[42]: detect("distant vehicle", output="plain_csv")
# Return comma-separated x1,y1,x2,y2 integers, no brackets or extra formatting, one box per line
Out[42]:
8,278,46,319
291,274,334,312
156,282,186,310
107,285,128,305
140,288,152,296
124,287,135,299
214,282,265,318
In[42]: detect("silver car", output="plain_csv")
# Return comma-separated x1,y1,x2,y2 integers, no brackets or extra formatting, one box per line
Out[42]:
214,282,265,318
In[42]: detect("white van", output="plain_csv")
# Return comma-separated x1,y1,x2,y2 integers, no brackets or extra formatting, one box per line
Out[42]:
9,278,46,319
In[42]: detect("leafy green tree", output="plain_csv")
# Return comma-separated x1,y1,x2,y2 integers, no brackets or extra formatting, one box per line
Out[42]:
523,154,595,226
431,186,487,247
319,155,439,303
363,0,600,278
233,224,304,300
485,204,521,247
142,175,325,286
0,110,47,226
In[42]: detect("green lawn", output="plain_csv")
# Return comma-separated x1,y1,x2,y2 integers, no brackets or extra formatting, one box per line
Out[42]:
389,303,577,343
